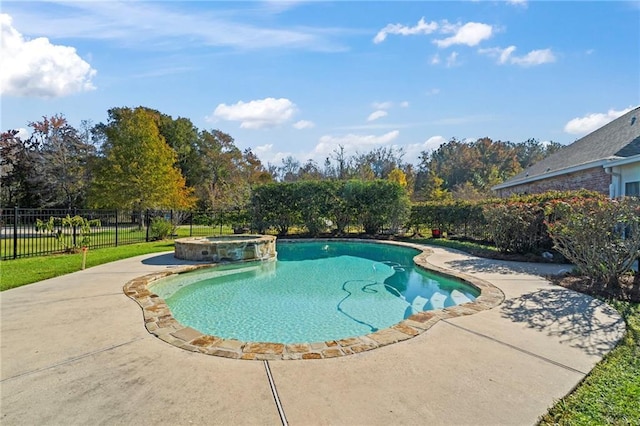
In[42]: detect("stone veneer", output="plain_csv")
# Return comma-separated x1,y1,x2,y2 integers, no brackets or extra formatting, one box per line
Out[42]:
123,240,504,360
174,234,276,262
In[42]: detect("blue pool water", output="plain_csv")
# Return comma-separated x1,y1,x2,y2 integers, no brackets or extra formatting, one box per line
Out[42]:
151,241,479,344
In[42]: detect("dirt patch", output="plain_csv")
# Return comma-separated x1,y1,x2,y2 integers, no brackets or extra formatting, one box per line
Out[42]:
548,273,640,303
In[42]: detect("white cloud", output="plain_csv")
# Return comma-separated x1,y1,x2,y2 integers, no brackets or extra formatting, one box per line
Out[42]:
0,13,96,98
372,101,393,110
367,110,388,122
430,54,441,65
446,51,460,67
7,3,346,53
210,97,297,129
314,130,400,156
506,0,528,7
426,88,440,96
293,120,315,129
402,136,447,163
255,144,274,153
479,45,556,67
564,107,634,135
400,101,409,108
511,49,556,66
373,17,438,44
434,22,493,48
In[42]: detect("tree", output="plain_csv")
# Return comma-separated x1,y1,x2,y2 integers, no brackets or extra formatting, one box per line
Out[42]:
1,130,35,207
297,159,324,181
515,138,563,169
422,170,452,202
387,168,407,188
279,156,301,182
418,137,557,200
352,146,405,179
192,129,259,210
89,107,195,211
331,145,350,180
29,115,96,208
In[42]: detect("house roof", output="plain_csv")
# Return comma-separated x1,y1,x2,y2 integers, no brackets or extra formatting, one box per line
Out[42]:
494,106,640,190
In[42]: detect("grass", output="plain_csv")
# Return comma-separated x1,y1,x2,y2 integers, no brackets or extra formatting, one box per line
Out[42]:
0,224,234,259
1,235,638,424
0,240,174,291
539,300,640,425
404,237,501,257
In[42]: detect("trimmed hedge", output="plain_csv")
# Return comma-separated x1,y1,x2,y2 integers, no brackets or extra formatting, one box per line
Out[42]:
250,180,410,236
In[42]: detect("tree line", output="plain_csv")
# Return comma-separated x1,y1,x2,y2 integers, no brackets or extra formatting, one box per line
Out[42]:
0,105,563,210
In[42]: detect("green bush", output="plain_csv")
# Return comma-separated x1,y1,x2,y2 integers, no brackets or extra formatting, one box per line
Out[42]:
409,201,485,237
483,202,549,254
149,217,175,240
250,179,410,236
35,214,101,251
546,197,640,288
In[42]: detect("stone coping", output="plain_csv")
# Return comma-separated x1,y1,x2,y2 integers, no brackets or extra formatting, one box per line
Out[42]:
123,239,505,360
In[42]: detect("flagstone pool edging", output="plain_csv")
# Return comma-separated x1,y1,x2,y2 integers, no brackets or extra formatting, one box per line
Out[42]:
123,239,505,360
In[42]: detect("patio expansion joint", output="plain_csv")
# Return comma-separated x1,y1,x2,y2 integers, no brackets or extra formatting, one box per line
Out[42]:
0,336,148,383
441,319,588,375
264,361,289,426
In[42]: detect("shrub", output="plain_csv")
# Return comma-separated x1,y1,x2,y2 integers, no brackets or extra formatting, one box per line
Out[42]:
35,214,101,251
149,217,175,240
545,197,640,289
250,179,410,236
483,202,549,254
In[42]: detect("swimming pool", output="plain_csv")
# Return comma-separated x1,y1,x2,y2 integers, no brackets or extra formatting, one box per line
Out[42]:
124,239,504,359
150,241,479,344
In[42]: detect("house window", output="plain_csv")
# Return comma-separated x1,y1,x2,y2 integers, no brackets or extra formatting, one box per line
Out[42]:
625,181,640,197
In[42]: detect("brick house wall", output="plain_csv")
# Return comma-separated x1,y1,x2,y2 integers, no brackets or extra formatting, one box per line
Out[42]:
496,166,610,197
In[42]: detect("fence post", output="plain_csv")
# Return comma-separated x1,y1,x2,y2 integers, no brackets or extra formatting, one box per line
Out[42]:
13,206,18,259
145,209,150,242
72,208,77,248
115,210,119,247
189,212,193,237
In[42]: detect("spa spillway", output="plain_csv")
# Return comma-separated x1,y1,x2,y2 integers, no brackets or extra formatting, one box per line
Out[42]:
174,235,276,262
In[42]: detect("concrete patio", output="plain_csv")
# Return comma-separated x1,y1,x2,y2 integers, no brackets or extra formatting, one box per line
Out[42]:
0,245,626,425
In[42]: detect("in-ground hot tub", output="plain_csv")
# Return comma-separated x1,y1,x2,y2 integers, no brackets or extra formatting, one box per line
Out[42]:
174,235,276,262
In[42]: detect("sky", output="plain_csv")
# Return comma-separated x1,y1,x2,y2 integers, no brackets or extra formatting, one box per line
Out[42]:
1,0,639,167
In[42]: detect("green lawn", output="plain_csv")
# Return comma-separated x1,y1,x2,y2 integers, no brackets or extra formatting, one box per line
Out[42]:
0,224,232,260
0,236,637,424
0,240,174,291
539,300,640,425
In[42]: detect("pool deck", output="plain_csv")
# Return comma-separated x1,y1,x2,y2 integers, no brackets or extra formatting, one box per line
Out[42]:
0,245,626,425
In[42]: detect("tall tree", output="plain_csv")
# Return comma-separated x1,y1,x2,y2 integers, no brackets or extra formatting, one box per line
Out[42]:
89,107,194,210
352,146,405,179
279,156,301,182
193,129,248,210
0,130,38,207
29,115,96,208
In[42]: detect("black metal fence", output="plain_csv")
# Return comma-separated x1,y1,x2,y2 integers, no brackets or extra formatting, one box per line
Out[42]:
0,208,248,260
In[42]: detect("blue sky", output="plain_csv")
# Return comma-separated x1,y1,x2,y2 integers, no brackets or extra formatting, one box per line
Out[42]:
1,1,639,166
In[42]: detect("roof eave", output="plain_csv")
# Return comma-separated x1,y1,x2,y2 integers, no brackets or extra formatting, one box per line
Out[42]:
604,154,640,168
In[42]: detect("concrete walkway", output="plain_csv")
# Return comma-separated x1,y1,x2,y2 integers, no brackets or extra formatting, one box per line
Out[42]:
0,246,626,425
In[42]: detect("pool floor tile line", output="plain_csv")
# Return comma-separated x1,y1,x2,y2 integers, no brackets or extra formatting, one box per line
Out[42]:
264,360,289,426
440,320,588,375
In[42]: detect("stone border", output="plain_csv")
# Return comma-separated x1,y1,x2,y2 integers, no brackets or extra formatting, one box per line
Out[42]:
123,239,505,360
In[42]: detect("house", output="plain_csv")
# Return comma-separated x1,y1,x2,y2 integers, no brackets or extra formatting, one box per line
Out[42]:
493,106,640,198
